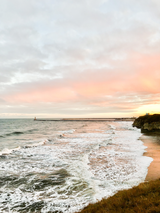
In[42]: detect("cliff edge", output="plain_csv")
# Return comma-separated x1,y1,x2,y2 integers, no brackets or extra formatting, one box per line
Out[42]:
133,114,160,133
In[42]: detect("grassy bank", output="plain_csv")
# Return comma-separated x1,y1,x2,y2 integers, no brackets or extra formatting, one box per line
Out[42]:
77,179,160,213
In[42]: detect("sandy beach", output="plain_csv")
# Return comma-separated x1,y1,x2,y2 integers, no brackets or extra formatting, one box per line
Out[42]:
141,133,160,181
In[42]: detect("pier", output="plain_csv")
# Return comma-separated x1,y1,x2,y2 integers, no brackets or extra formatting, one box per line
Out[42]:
34,118,136,122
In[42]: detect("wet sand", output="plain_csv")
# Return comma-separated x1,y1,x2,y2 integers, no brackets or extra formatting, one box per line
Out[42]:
141,133,160,181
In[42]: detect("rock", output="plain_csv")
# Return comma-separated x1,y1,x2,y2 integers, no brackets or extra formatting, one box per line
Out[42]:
133,114,160,133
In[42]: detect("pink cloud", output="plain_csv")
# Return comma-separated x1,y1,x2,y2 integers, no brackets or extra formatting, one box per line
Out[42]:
2,50,160,118
5,86,76,103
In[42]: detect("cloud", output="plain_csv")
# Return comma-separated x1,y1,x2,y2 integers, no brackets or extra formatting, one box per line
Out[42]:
0,0,160,117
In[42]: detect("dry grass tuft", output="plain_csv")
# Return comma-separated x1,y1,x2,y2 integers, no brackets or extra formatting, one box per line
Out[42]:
77,179,160,213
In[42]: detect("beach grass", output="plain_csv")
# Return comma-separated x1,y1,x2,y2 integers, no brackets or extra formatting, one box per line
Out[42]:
77,179,160,213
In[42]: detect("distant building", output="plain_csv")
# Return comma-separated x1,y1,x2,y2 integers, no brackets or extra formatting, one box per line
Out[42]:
146,113,150,116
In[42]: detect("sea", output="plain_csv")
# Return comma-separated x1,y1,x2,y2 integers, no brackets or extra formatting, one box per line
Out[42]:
0,119,153,213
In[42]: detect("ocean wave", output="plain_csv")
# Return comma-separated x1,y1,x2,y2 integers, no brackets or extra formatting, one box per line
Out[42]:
0,147,21,156
0,120,153,213
58,129,75,134
1,128,38,138
6,131,24,136
22,139,47,148
0,139,47,156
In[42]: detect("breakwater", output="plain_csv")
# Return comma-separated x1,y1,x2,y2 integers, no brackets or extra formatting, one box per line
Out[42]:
34,118,136,122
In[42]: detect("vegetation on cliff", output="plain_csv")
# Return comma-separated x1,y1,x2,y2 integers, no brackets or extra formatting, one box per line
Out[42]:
77,179,160,213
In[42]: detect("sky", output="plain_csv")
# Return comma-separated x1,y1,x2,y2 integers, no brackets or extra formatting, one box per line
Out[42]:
0,0,160,118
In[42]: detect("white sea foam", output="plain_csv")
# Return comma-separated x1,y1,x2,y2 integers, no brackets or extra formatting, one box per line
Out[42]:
58,129,75,134
109,124,116,130
22,138,48,148
0,146,21,156
0,139,47,157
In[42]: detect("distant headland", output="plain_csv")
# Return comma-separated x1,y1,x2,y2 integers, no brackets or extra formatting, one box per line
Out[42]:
133,114,160,133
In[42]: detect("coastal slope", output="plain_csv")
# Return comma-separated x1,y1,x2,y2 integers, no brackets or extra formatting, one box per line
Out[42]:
77,179,160,213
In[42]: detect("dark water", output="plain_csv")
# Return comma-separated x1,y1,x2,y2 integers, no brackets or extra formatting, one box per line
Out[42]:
0,119,152,212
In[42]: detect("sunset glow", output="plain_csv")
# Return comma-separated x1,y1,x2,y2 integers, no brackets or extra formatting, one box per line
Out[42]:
137,104,160,115
0,0,160,118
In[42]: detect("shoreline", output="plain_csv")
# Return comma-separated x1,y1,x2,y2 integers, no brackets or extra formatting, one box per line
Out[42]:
77,132,160,213
141,133,160,181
